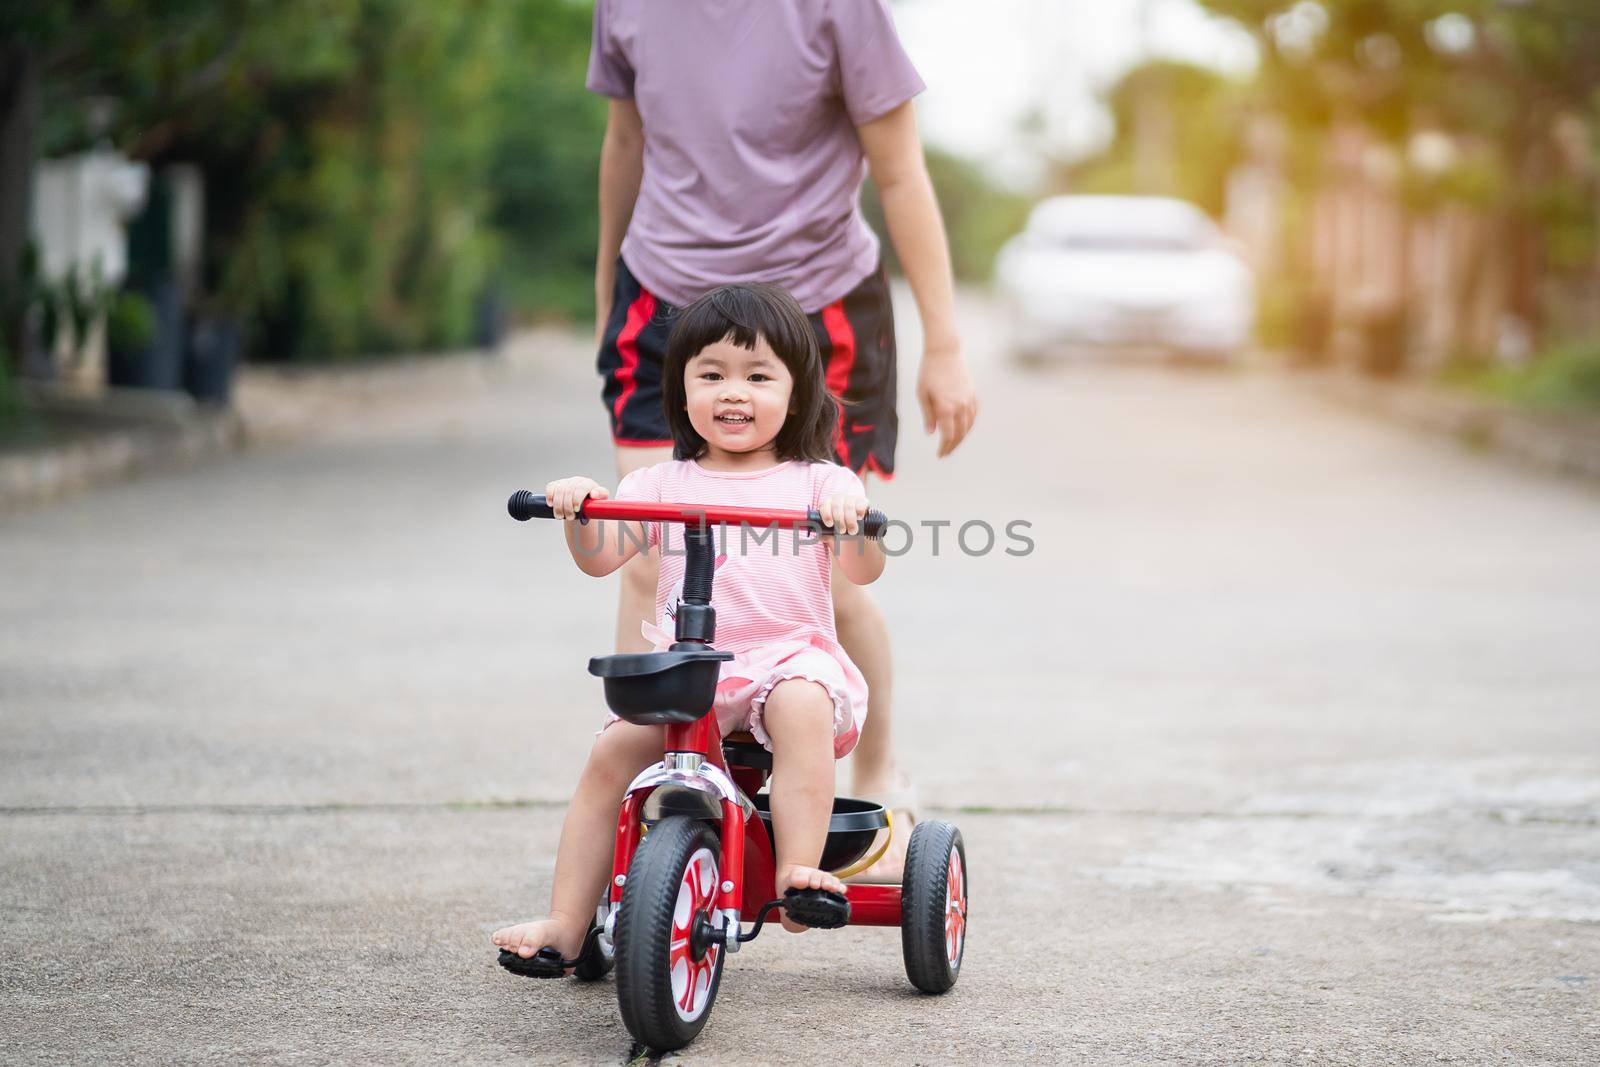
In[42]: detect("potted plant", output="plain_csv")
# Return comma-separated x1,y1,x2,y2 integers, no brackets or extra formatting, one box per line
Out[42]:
105,289,158,388
184,301,242,405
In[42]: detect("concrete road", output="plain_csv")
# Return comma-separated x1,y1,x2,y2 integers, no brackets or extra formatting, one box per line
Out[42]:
3,299,1598,1065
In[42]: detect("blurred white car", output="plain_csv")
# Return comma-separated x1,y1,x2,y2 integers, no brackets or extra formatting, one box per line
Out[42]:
994,195,1254,362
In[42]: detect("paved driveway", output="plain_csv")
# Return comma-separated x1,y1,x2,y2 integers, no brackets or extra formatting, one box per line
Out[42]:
3,302,1597,1064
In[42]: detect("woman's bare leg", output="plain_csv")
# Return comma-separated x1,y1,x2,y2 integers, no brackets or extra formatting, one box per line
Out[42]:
830,472,915,880
491,720,664,959
831,470,896,794
831,570,895,793
761,678,848,932
831,568,913,881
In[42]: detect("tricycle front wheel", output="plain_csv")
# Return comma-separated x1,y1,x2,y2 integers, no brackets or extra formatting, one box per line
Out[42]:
615,816,726,1051
901,820,967,993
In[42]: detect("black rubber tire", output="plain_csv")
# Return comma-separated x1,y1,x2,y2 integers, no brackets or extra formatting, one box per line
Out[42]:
900,820,967,994
572,917,614,981
615,816,726,1051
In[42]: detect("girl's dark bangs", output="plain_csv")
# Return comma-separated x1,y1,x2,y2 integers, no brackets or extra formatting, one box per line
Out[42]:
672,315,737,358
705,288,763,351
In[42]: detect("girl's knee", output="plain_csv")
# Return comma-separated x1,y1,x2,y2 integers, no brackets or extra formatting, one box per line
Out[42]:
762,678,836,734
586,722,660,783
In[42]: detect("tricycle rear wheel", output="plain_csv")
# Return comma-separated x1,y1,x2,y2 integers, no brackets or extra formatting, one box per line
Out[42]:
615,816,725,1051
901,820,967,993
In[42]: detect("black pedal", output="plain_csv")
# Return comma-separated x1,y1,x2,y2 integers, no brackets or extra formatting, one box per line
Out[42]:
782,888,851,929
497,947,569,978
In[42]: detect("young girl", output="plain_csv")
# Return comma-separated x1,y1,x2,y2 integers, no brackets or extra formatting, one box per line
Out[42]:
493,283,886,963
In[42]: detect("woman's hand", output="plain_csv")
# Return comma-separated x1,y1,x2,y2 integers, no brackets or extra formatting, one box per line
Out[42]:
544,476,609,521
917,344,978,458
819,492,870,536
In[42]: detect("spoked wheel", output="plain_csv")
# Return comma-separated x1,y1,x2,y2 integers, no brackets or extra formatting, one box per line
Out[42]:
901,820,967,994
615,816,726,1051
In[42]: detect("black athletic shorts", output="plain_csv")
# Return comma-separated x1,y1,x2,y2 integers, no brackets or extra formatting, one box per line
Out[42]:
597,257,899,480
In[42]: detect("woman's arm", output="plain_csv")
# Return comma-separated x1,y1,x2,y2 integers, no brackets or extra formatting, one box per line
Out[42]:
857,101,978,459
595,98,645,342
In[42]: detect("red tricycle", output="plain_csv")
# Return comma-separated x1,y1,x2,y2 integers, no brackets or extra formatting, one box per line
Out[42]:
498,489,968,1051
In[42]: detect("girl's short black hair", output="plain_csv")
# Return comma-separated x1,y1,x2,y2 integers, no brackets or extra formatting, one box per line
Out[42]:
661,282,839,464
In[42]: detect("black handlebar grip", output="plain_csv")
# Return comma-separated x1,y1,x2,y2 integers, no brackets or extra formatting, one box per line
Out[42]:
806,507,890,539
507,490,554,521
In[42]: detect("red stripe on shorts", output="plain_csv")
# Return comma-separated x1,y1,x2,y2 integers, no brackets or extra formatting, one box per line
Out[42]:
613,290,658,428
820,300,856,470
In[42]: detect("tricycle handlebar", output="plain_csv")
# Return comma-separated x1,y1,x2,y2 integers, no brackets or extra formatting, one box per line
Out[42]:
507,490,889,540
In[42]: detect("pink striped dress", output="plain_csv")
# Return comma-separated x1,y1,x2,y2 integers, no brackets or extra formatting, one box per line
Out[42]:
610,458,870,758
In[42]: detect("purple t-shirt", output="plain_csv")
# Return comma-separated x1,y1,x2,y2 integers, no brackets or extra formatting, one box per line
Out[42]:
588,0,925,313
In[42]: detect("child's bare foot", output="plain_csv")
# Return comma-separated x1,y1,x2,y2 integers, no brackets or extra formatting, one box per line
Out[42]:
776,864,847,933
490,915,587,964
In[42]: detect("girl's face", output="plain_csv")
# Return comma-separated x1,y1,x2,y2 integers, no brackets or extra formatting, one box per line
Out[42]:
683,336,795,459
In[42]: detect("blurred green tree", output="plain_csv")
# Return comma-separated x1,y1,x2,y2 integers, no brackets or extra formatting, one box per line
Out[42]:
485,0,608,321
1066,60,1248,216
1062,1,1599,368
1192,0,1600,362
3,0,605,364
5,0,1035,368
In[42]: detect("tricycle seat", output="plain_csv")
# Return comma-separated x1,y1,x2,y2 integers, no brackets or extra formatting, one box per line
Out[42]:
722,730,772,770
588,647,733,725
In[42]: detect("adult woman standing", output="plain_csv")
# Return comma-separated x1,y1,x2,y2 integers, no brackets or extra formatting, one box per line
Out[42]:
587,0,977,878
